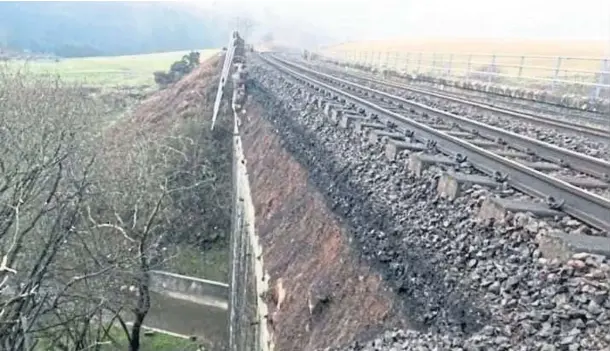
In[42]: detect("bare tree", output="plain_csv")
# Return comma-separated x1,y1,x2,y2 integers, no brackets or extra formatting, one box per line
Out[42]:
80,114,228,350
0,68,107,350
0,63,232,351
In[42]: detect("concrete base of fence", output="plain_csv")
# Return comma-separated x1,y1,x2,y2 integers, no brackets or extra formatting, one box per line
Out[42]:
229,112,273,351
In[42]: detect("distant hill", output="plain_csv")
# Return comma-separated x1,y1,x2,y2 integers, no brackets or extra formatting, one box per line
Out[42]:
0,1,228,57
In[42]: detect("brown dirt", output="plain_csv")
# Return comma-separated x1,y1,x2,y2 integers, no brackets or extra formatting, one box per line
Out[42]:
241,103,407,351
102,53,224,151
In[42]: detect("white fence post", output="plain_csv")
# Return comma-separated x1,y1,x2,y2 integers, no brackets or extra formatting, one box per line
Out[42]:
446,53,453,76
517,55,525,78
394,51,400,70
551,56,562,92
488,54,496,83
211,31,239,131
594,58,609,99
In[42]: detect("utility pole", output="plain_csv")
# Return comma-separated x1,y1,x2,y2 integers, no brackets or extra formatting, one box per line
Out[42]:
231,16,255,41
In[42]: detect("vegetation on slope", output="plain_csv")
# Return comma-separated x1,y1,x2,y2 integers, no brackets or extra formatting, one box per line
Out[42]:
0,1,226,57
0,54,231,350
154,51,202,88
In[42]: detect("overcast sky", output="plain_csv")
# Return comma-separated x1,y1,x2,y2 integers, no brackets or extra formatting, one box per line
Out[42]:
190,0,610,43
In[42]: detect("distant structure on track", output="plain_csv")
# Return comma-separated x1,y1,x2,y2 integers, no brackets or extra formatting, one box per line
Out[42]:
233,31,246,64
302,49,318,61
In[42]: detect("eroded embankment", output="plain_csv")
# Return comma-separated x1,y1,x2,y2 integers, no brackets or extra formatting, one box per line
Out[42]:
239,100,408,350
242,79,489,335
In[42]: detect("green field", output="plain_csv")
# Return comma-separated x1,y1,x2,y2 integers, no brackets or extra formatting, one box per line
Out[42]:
36,327,201,351
102,327,201,351
8,49,218,87
161,244,229,283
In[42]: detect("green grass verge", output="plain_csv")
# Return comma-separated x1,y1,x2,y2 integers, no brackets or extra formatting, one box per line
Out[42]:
7,49,218,87
162,244,229,283
35,326,202,351
102,328,201,351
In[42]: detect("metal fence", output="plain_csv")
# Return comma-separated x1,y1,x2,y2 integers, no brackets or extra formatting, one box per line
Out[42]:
224,31,271,351
229,111,271,351
318,50,610,98
228,148,259,351
212,30,246,130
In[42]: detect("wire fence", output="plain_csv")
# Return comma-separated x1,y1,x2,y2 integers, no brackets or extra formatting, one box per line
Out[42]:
226,31,271,351
228,163,259,351
212,30,246,130
318,50,610,99
229,108,269,351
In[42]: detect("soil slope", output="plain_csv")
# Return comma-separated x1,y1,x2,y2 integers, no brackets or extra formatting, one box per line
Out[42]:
240,101,408,351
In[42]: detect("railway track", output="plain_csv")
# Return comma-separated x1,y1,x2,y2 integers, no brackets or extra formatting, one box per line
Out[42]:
259,53,610,233
317,58,610,124
391,82,610,129
322,61,610,127
302,60,610,142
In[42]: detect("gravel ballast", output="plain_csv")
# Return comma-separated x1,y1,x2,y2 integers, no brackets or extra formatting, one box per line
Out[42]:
250,61,610,351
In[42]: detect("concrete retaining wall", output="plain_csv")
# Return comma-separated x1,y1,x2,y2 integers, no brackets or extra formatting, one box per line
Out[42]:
149,270,228,309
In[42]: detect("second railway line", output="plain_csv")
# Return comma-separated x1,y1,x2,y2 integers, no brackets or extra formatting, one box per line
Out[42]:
300,57,610,144
315,58,610,131
258,53,610,233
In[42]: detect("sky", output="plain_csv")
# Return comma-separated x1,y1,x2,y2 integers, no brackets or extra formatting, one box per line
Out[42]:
189,0,610,43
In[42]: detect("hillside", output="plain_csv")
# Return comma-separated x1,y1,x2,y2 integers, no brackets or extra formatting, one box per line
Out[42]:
0,1,227,57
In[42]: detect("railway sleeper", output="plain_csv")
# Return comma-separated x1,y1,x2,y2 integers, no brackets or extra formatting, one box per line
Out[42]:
494,149,531,159
515,160,562,172
479,197,610,258
408,153,457,177
339,114,367,129
354,121,386,134
367,130,405,144
556,176,609,190
385,140,426,161
323,103,343,118
468,138,499,149
444,130,475,139
331,110,360,125
479,197,563,222
437,171,502,200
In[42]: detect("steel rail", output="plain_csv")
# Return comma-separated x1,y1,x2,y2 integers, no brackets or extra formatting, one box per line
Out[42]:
318,54,610,117
260,53,610,232
320,68,610,142
312,57,610,126
399,86,610,128
273,55,610,180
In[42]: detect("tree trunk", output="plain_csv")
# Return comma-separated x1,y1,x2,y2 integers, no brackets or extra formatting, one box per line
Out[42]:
129,254,151,351
129,312,145,351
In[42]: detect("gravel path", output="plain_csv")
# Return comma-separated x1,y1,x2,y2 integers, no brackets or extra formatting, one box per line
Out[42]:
251,62,610,351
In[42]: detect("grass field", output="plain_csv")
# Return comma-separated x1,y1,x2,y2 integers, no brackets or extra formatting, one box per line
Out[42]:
36,327,200,351
8,49,218,87
162,244,229,283
101,327,200,351
325,39,609,82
